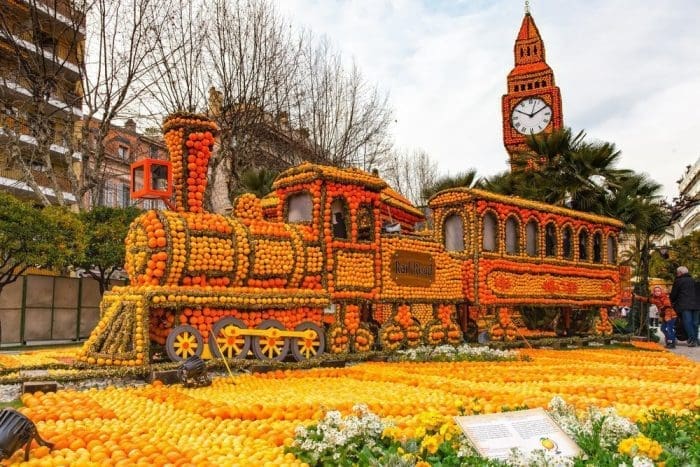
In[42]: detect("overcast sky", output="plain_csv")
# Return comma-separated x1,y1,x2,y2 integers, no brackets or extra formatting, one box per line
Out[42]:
276,0,700,201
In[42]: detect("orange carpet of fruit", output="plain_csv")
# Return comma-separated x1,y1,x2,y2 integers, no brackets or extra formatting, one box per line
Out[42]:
10,348,699,466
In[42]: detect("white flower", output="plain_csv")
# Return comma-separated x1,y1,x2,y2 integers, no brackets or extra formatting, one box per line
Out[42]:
631,456,655,467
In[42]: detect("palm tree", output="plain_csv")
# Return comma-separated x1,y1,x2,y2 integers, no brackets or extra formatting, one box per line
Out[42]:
511,128,632,212
421,169,480,201
236,167,279,198
606,173,669,335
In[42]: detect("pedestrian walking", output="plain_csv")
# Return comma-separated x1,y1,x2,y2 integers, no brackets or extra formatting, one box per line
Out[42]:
670,266,699,347
635,286,676,348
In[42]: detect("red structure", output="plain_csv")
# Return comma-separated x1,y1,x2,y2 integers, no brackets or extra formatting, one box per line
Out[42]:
130,159,173,205
502,6,563,167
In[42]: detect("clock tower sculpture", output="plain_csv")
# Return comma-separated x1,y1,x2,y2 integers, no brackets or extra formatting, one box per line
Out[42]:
502,3,563,168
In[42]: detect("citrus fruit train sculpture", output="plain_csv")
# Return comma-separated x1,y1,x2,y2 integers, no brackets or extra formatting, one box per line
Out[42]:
78,113,622,366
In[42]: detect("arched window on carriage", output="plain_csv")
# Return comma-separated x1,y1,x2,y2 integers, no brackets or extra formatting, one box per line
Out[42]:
562,226,573,260
505,216,520,255
545,222,557,257
593,232,603,263
578,229,589,261
607,235,618,264
525,219,539,257
357,204,374,242
444,213,465,252
482,212,498,252
287,192,313,223
330,197,349,239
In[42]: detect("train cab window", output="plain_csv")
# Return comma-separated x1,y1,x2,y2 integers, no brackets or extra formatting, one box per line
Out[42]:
505,216,520,255
444,214,465,252
578,229,589,261
286,192,313,223
607,235,618,264
482,212,498,252
562,226,573,260
525,220,538,256
331,198,348,239
593,232,602,263
545,223,557,257
357,204,374,242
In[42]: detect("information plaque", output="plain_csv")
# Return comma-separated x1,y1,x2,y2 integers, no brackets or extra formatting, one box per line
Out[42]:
454,408,581,460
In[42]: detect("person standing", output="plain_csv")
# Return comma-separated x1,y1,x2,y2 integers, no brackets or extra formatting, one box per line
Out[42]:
635,286,676,348
670,266,699,347
648,303,659,328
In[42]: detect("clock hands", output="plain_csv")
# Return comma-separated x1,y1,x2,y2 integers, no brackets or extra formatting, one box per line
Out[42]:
514,109,531,117
531,104,549,117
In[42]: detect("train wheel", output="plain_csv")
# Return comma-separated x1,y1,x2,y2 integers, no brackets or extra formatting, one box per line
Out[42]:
165,325,203,362
405,323,422,348
251,319,290,361
290,322,325,361
424,320,446,346
353,325,375,353
446,322,463,346
379,323,404,351
328,324,350,354
209,317,250,359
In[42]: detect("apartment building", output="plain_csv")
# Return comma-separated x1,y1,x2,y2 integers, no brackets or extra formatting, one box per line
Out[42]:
0,0,85,206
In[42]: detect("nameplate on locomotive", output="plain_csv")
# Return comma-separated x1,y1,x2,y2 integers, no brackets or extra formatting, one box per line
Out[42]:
391,250,435,287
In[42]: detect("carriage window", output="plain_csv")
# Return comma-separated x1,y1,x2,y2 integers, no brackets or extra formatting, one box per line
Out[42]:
505,216,520,255
562,226,573,260
545,223,557,257
578,230,589,261
444,214,465,252
526,220,538,256
482,212,498,252
607,235,617,264
593,232,602,263
287,192,313,223
331,198,348,239
357,204,374,242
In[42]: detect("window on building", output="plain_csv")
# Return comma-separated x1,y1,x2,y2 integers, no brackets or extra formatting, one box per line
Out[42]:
578,229,589,261
444,214,465,252
150,145,158,158
286,192,313,223
526,219,539,256
593,232,602,263
545,222,557,257
120,183,130,207
505,216,520,255
607,235,617,264
118,145,129,160
330,198,348,239
357,204,374,242
562,226,573,259
482,212,498,252
101,182,115,207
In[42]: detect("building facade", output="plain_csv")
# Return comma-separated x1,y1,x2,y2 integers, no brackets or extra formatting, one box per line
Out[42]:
668,156,700,240
93,119,168,210
0,0,84,205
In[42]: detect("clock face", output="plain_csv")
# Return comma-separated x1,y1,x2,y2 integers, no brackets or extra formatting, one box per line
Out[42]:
511,97,552,135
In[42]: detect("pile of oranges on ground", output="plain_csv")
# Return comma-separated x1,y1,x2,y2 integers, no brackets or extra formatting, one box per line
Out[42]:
9,347,698,466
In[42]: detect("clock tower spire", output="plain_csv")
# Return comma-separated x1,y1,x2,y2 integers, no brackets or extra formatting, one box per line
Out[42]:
502,5,563,168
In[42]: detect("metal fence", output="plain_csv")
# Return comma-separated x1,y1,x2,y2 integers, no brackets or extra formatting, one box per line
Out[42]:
0,275,119,347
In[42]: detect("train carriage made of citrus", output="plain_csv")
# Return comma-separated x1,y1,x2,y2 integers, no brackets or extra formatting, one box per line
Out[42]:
78,113,623,367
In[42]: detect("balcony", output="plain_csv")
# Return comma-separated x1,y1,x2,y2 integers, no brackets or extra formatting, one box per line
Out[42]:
0,78,82,117
0,114,79,160
0,157,75,202
0,31,81,76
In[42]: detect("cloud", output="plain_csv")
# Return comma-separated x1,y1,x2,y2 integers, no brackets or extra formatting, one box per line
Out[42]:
276,0,700,199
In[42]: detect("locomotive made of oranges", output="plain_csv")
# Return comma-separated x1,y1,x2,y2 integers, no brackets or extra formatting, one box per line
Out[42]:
78,113,622,367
